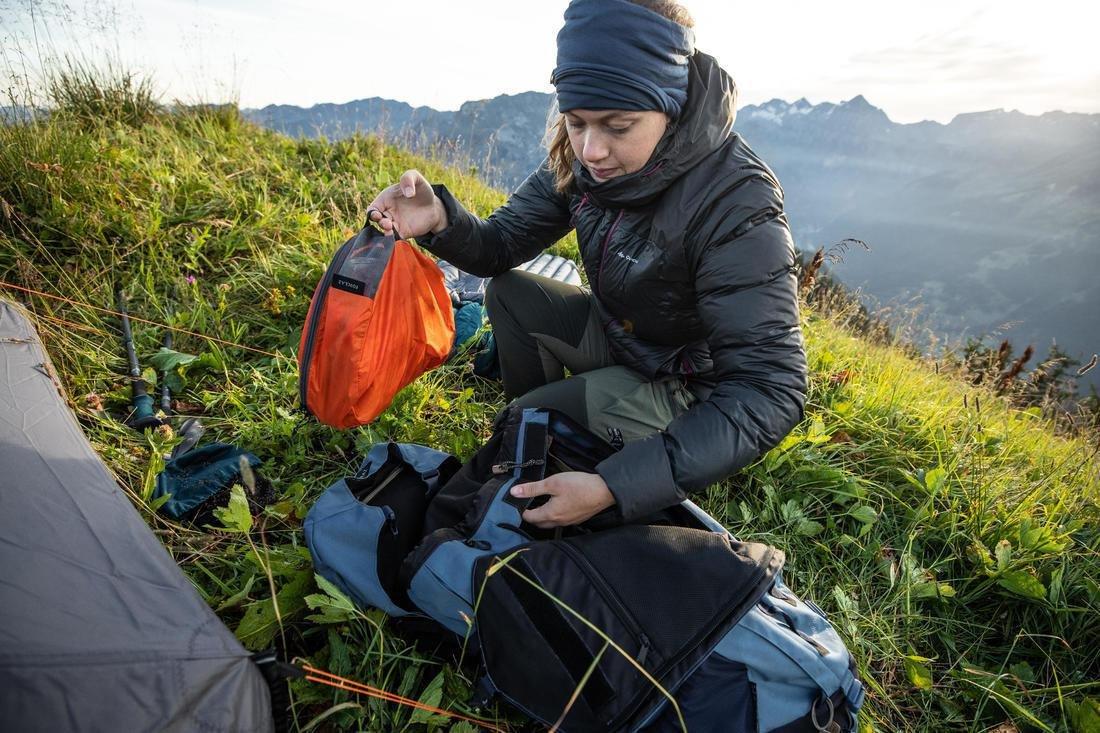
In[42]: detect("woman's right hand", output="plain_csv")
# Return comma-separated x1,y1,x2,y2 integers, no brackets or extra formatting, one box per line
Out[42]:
366,169,449,239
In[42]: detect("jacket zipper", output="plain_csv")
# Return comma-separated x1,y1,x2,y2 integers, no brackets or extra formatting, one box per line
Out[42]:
556,541,652,665
731,206,781,239
595,209,624,299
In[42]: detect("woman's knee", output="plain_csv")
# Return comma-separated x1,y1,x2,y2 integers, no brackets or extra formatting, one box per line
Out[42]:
505,375,590,427
484,270,535,324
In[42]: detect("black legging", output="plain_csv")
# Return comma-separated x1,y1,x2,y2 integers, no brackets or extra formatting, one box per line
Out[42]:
484,269,614,398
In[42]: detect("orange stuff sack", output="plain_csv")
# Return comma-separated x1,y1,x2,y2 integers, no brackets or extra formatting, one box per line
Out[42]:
298,225,455,428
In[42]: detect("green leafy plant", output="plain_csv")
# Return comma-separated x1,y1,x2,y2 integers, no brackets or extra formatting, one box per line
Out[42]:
1,65,1096,732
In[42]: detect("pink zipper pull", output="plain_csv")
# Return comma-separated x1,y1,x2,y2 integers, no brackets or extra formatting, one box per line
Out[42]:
570,192,590,226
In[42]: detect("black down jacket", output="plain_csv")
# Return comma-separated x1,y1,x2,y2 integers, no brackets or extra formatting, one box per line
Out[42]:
419,50,808,521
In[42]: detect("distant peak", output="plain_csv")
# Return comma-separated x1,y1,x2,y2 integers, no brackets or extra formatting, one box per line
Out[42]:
789,97,813,115
947,108,1012,125
834,95,892,123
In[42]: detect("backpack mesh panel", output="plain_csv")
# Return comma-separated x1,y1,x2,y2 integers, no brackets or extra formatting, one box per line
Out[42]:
565,525,764,660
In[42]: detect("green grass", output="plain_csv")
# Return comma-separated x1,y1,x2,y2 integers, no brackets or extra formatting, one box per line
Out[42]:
40,56,161,128
1,89,1097,732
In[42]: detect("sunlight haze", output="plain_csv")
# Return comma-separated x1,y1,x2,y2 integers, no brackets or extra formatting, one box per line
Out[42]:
5,0,1099,122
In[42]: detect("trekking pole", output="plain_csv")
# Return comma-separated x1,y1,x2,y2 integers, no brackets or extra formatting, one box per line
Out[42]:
160,330,172,414
117,291,163,431
160,323,174,413
160,285,180,416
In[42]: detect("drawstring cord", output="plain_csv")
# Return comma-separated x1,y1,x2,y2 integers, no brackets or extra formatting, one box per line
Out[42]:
301,664,508,732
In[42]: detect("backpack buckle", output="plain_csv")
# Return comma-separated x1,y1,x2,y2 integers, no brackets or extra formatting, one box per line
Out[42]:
606,427,624,450
467,675,496,709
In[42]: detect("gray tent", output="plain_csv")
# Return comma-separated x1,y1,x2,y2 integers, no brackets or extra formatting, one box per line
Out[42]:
0,300,274,732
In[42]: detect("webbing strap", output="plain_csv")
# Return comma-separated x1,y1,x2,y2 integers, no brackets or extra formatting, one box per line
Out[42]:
517,412,549,484
844,676,865,709
503,410,550,511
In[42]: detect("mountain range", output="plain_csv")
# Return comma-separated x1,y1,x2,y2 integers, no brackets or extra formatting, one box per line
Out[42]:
244,93,1100,389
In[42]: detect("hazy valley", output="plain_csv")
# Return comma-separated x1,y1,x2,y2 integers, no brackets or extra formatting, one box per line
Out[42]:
245,93,1100,389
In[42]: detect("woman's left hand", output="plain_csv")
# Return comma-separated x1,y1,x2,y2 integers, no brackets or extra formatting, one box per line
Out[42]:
510,471,616,528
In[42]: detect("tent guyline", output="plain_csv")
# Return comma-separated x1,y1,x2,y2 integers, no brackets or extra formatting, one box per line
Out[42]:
0,280,281,358
301,664,509,732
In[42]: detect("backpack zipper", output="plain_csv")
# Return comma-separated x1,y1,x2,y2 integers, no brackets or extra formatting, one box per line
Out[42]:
491,458,545,475
555,541,652,665
546,440,607,474
351,465,403,504
760,597,830,656
298,234,359,415
381,505,399,536
595,209,625,299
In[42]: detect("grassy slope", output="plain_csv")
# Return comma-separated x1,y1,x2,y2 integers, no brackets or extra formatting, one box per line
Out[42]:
1,106,1097,733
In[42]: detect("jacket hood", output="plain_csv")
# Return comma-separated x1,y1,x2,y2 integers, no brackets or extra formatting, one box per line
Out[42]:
573,50,738,208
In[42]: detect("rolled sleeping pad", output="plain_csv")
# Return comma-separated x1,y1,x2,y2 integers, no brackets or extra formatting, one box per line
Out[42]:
436,254,583,306
518,253,582,286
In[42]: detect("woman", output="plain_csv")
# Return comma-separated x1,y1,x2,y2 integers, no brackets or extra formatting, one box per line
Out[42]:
367,0,807,531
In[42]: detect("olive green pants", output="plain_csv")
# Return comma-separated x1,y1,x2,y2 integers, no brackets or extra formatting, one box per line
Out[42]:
484,270,696,442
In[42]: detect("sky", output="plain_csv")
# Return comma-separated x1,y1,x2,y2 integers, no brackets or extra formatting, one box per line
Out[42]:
4,0,1099,123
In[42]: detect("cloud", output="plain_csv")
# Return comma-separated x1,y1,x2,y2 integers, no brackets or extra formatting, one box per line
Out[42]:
815,10,1092,121
843,25,1045,86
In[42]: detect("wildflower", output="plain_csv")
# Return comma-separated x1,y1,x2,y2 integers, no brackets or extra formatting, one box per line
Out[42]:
25,160,64,174
186,275,197,285
84,392,104,412
799,247,825,294
997,345,1034,394
263,287,286,315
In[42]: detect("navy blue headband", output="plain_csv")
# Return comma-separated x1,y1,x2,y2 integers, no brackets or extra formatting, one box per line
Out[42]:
551,0,695,118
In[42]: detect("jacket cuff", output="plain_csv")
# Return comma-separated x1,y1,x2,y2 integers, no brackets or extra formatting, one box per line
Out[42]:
595,433,684,523
416,184,471,260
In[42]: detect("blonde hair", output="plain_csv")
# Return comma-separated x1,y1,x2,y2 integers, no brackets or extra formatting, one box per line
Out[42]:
544,0,696,193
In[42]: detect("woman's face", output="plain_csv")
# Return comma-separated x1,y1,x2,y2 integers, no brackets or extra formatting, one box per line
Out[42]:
564,109,668,182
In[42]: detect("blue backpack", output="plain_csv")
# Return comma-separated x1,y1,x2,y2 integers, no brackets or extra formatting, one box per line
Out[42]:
304,407,864,732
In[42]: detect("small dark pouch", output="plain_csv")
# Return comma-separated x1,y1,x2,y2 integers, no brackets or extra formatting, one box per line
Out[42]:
473,524,784,732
